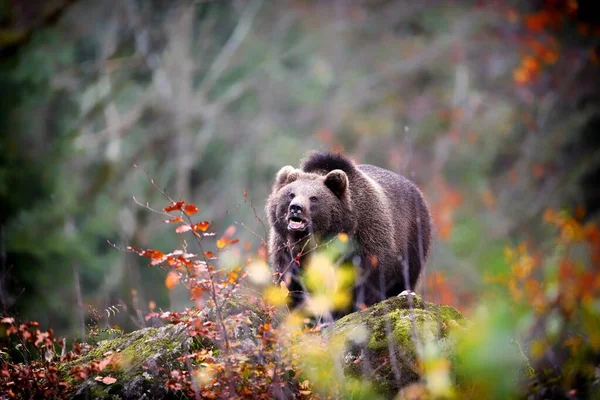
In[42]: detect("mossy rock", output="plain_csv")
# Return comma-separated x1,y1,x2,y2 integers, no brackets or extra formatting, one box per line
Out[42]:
60,294,463,399
333,293,465,398
60,296,271,399
61,323,199,399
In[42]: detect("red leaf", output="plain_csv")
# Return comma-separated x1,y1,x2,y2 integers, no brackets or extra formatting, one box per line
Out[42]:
164,201,185,213
164,217,184,224
184,204,199,215
148,250,165,260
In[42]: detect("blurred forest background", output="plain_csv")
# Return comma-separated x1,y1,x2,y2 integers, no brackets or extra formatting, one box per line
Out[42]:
1,0,599,342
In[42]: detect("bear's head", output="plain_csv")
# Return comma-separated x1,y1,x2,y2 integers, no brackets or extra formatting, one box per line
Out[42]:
267,166,355,241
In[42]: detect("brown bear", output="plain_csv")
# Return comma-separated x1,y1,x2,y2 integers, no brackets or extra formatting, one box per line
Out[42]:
266,151,432,314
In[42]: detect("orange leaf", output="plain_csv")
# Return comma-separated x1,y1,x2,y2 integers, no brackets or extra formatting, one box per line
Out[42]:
513,67,530,85
164,217,184,224
522,56,540,73
164,201,185,213
128,248,167,265
217,237,240,249
149,250,165,260
176,225,192,233
193,221,210,232
184,204,199,215
191,286,204,300
165,271,180,290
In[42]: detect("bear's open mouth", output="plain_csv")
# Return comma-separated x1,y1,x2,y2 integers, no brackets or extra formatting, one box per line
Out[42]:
287,216,307,231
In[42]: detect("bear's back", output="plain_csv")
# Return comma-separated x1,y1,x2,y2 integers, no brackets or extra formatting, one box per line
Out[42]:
357,164,422,218
357,164,432,279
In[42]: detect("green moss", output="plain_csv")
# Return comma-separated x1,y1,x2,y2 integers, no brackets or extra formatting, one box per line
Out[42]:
337,295,463,353
333,294,466,397
58,323,201,398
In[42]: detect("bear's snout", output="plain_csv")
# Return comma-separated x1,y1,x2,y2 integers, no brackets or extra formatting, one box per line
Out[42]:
287,198,309,232
288,198,304,215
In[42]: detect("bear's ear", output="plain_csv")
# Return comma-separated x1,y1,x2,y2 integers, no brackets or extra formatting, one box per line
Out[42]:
324,169,348,198
273,166,299,191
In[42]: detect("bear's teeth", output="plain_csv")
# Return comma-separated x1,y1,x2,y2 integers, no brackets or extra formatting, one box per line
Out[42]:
289,220,304,229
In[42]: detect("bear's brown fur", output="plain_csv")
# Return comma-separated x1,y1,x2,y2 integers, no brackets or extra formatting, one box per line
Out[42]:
266,151,432,313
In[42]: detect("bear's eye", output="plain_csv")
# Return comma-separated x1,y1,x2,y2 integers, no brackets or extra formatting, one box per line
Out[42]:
309,196,318,203
289,193,295,200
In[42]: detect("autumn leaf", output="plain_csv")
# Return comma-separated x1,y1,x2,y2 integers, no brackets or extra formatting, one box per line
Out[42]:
101,376,117,385
127,247,166,263
34,331,49,347
191,286,204,300
176,224,192,233
165,271,180,290
263,282,289,306
164,201,185,212
164,217,184,224
216,237,240,249
184,204,199,216
193,221,210,232
148,250,165,260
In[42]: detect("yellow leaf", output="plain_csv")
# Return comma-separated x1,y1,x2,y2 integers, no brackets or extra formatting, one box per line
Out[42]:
263,283,289,307
280,281,290,297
